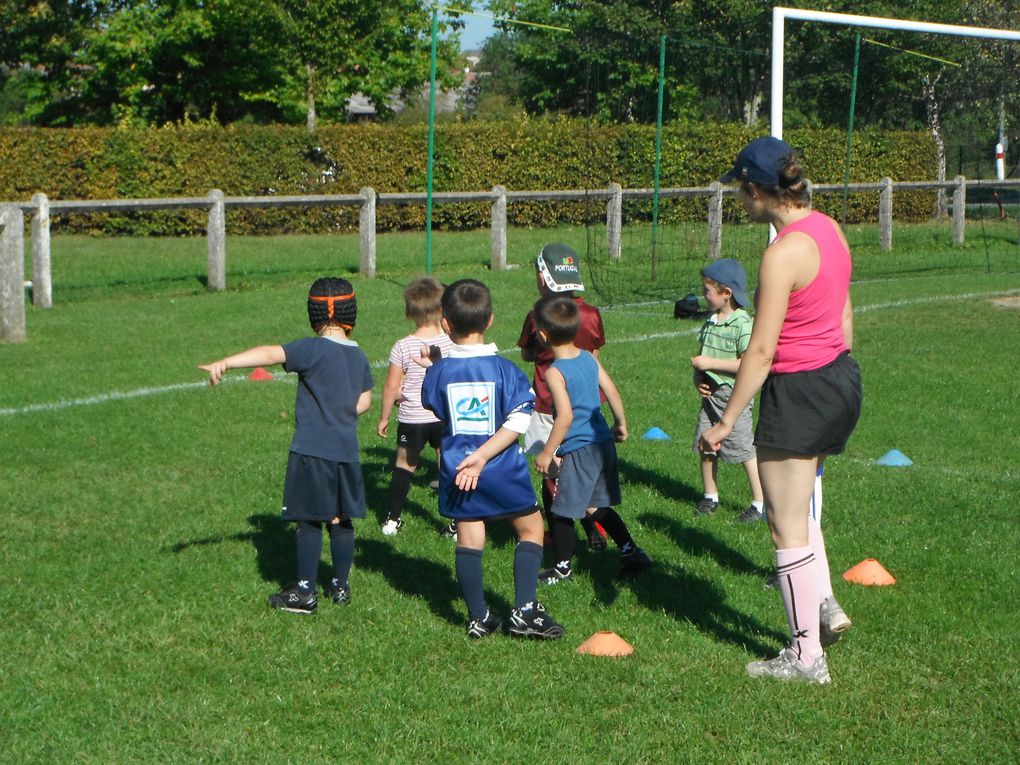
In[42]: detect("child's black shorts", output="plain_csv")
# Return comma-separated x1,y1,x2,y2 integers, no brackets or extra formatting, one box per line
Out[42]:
754,352,862,456
282,452,366,522
396,420,444,462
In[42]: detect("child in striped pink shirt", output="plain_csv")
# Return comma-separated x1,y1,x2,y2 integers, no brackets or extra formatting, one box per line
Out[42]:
377,277,453,536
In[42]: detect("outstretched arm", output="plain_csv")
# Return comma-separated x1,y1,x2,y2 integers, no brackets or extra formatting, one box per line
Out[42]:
198,345,286,386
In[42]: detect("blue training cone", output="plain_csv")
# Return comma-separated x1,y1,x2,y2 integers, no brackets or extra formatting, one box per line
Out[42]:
876,448,913,467
642,426,670,440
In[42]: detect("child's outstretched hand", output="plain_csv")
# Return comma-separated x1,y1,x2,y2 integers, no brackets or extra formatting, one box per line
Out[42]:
612,422,628,442
535,449,556,476
376,419,389,438
454,451,487,491
198,360,228,386
411,344,443,369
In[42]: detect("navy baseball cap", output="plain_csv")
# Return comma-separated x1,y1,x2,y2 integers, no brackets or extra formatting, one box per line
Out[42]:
701,258,749,307
720,136,795,186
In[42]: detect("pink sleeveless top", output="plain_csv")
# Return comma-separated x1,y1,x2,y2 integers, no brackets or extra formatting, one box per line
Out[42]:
769,211,851,374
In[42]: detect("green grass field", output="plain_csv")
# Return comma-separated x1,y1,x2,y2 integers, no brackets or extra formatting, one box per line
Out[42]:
2,228,1018,763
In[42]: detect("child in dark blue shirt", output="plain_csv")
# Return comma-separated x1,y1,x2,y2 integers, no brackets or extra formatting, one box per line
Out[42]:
199,277,374,614
420,279,564,640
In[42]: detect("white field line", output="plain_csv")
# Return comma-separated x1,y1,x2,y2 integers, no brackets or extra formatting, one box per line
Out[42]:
3,287,1018,418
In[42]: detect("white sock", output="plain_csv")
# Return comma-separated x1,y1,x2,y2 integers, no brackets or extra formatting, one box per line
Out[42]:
704,492,719,502
751,500,764,511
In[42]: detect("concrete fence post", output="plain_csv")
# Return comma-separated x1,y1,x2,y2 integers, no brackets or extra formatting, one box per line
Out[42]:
952,175,966,245
607,183,622,261
707,181,724,260
206,189,226,291
0,205,26,342
30,192,52,307
359,187,377,279
490,185,507,271
879,177,893,252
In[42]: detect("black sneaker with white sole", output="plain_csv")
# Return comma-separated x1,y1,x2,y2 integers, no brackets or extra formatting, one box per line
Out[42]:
538,563,573,585
507,602,564,639
616,547,653,579
268,585,317,614
467,609,503,639
326,579,351,605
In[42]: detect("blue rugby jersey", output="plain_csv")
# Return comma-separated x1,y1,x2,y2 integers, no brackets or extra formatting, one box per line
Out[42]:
421,344,536,519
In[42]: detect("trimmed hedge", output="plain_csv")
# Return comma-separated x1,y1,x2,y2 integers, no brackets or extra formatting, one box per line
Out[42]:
0,120,937,235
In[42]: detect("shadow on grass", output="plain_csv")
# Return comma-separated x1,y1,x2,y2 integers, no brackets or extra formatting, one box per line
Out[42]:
563,544,784,656
168,513,293,587
355,538,497,627
638,510,771,579
618,457,702,506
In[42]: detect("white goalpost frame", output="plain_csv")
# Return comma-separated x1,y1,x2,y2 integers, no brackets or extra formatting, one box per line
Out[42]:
771,7,1020,141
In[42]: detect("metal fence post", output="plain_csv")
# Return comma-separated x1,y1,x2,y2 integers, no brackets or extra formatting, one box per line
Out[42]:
490,185,507,271
879,177,893,252
0,205,26,342
30,192,52,307
707,181,723,260
206,189,226,291
607,183,622,260
359,187,377,279
952,175,966,245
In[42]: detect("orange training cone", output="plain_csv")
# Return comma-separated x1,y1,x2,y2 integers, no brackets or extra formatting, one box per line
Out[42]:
248,367,273,381
843,558,896,586
576,631,634,657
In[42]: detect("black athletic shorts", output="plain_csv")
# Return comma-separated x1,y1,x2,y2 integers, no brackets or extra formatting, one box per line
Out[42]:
396,420,444,463
282,452,367,522
754,352,862,456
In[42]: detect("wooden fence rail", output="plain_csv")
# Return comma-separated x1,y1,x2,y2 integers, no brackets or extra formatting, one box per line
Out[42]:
3,177,1020,341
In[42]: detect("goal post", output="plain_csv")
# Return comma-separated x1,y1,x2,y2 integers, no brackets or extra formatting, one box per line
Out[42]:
770,6,1020,141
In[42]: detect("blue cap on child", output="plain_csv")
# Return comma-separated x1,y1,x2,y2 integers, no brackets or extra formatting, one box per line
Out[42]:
701,258,749,308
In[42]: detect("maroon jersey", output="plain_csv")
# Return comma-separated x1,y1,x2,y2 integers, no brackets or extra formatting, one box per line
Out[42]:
517,297,606,414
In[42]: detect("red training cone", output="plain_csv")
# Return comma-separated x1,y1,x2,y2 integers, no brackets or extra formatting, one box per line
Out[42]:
576,631,634,657
843,558,896,586
248,367,273,381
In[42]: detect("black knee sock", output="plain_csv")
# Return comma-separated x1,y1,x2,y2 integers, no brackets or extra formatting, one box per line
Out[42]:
513,541,543,609
295,521,323,591
541,478,555,515
579,514,597,538
385,467,414,521
549,514,577,569
590,507,634,552
455,547,487,620
328,520,355,588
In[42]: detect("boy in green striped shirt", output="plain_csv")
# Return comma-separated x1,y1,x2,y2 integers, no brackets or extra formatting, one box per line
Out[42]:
690,258,765,522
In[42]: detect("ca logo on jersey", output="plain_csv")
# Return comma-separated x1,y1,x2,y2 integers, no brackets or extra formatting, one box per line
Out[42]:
447,382,496,436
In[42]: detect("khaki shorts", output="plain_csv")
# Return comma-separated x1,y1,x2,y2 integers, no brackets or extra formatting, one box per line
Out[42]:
523,411,555,456
692,384,756,464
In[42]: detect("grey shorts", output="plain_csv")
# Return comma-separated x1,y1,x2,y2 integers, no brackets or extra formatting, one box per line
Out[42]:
550,441,621,520
691,384,756,464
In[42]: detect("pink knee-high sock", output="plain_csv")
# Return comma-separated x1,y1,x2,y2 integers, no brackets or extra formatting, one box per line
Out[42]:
809,517,834,601
775,545,822,665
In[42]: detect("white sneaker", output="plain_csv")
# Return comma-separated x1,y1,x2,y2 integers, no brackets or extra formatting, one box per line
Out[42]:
746,648,831,684
820,596,851,647
381,518,403,536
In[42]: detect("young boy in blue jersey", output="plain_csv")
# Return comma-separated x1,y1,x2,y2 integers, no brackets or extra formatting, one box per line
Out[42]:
420,279,564,640
199,277,374,614
531,295,652,584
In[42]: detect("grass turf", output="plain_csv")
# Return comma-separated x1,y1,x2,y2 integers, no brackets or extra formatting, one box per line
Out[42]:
1,228,1018,763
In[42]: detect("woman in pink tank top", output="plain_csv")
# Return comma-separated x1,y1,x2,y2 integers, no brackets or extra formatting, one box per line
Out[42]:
701,137,862,685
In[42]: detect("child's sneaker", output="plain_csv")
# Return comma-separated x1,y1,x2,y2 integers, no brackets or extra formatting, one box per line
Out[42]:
735,505,765,523
746,648,831,684
466,609,503,639
695,498,719,516
507,602,564,639
538,562,573,585
441,521,457,539
616,547,653,579
268,585,318,614
820,596,851,647
326,579,351,605
381,517,403,536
